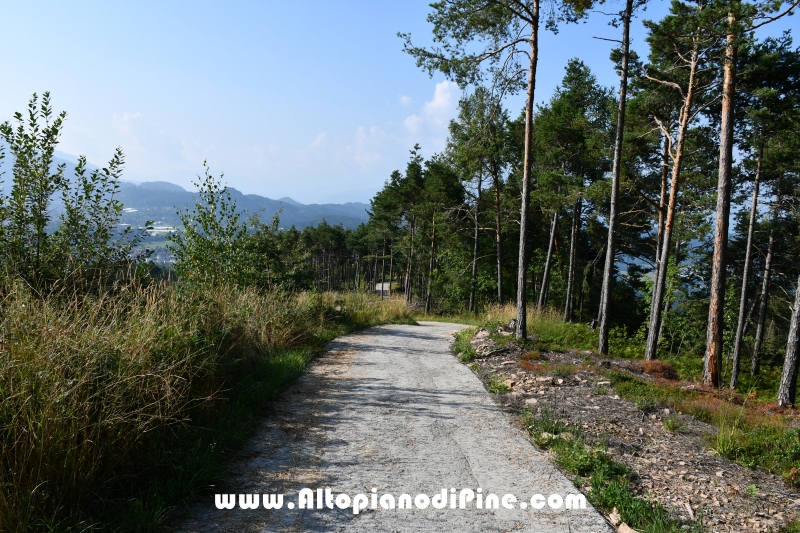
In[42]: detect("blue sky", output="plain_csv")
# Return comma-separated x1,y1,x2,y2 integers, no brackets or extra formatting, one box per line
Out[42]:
1,1,795,203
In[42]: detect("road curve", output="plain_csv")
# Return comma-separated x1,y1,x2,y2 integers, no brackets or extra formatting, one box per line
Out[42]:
173,322,613,533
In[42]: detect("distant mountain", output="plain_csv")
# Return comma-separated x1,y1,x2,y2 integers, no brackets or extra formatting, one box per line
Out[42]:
116,181,371,230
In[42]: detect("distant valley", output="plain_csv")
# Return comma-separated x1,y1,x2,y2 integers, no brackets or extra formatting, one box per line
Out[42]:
117,181,371,230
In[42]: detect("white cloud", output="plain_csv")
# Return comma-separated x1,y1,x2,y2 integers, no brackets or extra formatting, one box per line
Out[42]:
339,125,389,171
404,114,423,135
403,80,459,135
309,132,327,149
399,95,412,107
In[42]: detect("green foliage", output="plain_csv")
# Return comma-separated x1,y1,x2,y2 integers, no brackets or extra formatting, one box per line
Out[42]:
168,162,249,287
0,93,146,291
486,373,512,394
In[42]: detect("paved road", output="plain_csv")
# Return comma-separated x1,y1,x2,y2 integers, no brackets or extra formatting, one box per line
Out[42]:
174,322,613,533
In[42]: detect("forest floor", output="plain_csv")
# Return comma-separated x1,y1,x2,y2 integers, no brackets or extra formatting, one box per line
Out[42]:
463,325,800,533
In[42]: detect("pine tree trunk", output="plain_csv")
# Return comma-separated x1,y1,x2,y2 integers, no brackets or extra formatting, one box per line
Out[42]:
598,0,633,354
538,210,558,310
649,136,671,329
426,212,436,313
380,237,386,301
644,50,700,361
564,196,581,322
469,179,482,313
777,272,800,407
515,0,540,340
388,239,394,297
494,168,503,305
753,192,779,375
405,218,415,304
730,151,761,389
703,15,737,388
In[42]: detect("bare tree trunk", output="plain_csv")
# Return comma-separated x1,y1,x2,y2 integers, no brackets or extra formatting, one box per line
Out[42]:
564,196,581,322
598,0,633,354
405,217,415,304
644,50,700,361
703,14,737,388
777,272,800,407
515,0,540,340
753,192,779,375
380,236,386,301
538,210,558,310
425,212,436,313
469,179,483,313
493,167,503,305
649,136,671,329
388,238,394,297
730,151,761,389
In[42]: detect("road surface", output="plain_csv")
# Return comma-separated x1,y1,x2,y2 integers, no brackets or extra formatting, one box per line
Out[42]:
173,322,613,533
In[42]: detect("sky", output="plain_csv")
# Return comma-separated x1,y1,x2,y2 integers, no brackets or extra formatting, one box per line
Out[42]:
0,1,795,204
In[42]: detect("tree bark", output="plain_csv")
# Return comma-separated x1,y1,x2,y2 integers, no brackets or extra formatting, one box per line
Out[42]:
703,14,737,388
388,238,394,297
730,151,761,389
380,236,386,301
598,0,634,355
753,191,779,375
469,178,483,313
515,0,540,340
426,212,436,313
649,135,671,329
644,50,700,361
404,217,415,304
538,210,558,310
564,196,581,322
777,272,800,407
493,166,503,305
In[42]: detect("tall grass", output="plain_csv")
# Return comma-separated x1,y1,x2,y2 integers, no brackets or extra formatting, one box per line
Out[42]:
430,304,598,352
0,283,411,532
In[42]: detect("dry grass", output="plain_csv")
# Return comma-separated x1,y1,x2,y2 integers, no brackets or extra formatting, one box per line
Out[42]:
0,283,411,532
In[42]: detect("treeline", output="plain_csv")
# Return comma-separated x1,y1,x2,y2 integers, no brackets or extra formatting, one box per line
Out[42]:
253,0,800,404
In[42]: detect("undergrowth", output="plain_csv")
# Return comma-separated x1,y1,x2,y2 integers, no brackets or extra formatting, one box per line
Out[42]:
524,407,703,533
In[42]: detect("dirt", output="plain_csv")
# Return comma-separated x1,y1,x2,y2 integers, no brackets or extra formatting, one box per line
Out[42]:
465,328,800,532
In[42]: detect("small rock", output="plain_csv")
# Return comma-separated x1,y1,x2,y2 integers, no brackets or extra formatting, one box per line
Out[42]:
525,398,538,405
557,378,564,385
618,524,639,533
608,507,621,526
663,408,670,415
716,471,724,477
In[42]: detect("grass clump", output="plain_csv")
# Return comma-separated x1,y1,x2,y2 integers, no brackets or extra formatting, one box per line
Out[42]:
663,415,686,433
0,284,411,532
486,373,512,394
451,327,477,362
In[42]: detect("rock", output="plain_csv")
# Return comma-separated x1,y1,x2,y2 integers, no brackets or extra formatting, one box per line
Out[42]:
608,507,621,526
618,524,639,533
525,398,538,405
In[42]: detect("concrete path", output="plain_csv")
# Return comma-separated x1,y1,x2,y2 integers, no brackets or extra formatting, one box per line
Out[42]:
173,322,613,533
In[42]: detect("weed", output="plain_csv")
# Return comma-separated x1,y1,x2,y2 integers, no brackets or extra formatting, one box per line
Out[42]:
594,386,608,395
487,373,512,394
519,361,547,373
520,350,543,361
663,414,686,433
746,484,759,498
469,362,481,373
636,397,658,412
553,364,576,378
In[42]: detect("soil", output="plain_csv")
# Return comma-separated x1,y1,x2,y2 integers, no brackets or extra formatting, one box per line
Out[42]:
464,328,800,533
